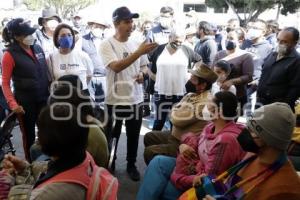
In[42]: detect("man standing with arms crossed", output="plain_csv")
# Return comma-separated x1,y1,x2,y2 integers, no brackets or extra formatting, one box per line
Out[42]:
99,6,158,181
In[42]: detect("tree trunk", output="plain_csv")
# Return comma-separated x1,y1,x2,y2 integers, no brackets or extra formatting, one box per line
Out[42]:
276,2,281,21
225,0,242,24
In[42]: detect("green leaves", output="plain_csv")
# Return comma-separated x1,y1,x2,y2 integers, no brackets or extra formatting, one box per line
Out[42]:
23,0,96,18
205,0,300,26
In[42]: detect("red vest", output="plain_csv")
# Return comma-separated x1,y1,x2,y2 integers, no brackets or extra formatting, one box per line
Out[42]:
35,152,118,200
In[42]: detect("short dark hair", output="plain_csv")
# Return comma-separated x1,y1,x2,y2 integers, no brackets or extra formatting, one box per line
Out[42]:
283,27,299,42
214,91,238,118
215,60,231,74
215,60,236,80
197,77,212,91
49,84,94,117
198,21,213,35
37,105,89,158
160,6,174,15
53,23,75,50
57,74,83,90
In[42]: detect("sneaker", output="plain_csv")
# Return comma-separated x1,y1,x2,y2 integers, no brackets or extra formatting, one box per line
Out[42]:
126,164,140,181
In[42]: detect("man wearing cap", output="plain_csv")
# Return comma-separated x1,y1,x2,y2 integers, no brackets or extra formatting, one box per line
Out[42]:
72,14,86,35
99,6,158,181
144,62,218,165
203,102,300,200
82,18,109,102
194,21,218,67
35,7,62,58
147,6,175,45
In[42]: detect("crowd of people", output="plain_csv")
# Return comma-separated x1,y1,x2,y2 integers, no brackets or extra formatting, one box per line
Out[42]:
0,4,300,200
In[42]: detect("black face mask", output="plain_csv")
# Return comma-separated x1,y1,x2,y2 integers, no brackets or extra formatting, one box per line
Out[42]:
226,27,233,33
237,128,260,153
225,40,236,50
185,80,197,93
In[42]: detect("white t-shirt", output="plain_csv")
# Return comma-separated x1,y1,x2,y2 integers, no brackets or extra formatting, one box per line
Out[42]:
99,37,148,105
211,82,237,96
155,47,189,96
49,49,94,90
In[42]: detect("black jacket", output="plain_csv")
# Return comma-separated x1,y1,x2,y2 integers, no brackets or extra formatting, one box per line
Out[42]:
257,49,300,109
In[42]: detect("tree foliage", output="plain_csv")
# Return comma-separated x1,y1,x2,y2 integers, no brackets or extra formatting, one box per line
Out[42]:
205,0,300,26
23,0,96,18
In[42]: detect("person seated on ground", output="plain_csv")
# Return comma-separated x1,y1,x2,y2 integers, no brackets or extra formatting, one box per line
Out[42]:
31,84,109,167
288,102,300,170
143,63,218,165
201,102,300,200
1,105,118,199
211,60,236,95
137,91,246,200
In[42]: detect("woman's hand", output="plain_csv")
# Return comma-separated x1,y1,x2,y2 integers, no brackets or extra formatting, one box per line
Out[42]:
179,144,197,160
2,154,28,175
220,80,233,90
13,105,25,114
192,173,206,187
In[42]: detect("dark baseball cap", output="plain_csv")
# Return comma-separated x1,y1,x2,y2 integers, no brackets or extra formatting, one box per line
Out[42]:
112,7,139,22
7,18,36,36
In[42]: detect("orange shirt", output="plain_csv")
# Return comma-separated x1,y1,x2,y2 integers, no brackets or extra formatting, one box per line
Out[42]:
238,158,300,200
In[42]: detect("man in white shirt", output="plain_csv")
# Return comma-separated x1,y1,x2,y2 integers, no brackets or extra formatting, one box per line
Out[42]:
99,6,158,181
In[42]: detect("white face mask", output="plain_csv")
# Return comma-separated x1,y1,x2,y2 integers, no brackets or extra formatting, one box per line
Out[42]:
91,28,104,38
202,105,213,121
47,20,59,31
23,34,35,46
276,44,289,56
246,28,263,40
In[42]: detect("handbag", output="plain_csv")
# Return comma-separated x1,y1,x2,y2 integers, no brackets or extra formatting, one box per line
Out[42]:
179,154,287,200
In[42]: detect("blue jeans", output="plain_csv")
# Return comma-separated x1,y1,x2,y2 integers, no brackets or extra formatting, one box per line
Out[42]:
137,155,182,200
153,92,183,131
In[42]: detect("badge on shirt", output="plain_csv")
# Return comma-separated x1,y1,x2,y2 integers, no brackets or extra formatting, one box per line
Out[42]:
60,64,66,70
123,52,129,58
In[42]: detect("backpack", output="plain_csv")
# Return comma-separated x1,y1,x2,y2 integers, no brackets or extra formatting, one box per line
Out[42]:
35,152,118,200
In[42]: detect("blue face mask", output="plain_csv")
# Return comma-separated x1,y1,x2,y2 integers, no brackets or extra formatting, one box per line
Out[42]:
58,36,73,49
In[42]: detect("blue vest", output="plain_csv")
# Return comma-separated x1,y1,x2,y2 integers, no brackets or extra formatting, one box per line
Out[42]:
6,44,50,103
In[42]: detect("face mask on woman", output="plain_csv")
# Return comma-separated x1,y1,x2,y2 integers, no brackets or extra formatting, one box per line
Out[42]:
185,80,197,93
237,128,260,153
58,36,73,49
23,34,35,46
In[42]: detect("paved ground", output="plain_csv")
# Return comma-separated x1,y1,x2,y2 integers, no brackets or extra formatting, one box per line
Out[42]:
10,114,161,200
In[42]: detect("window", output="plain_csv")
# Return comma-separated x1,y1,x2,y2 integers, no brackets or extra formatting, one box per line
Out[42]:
214,7,228,13
184,4,207,13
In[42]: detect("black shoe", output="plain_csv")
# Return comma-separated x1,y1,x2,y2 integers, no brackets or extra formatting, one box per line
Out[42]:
127,164,140,181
